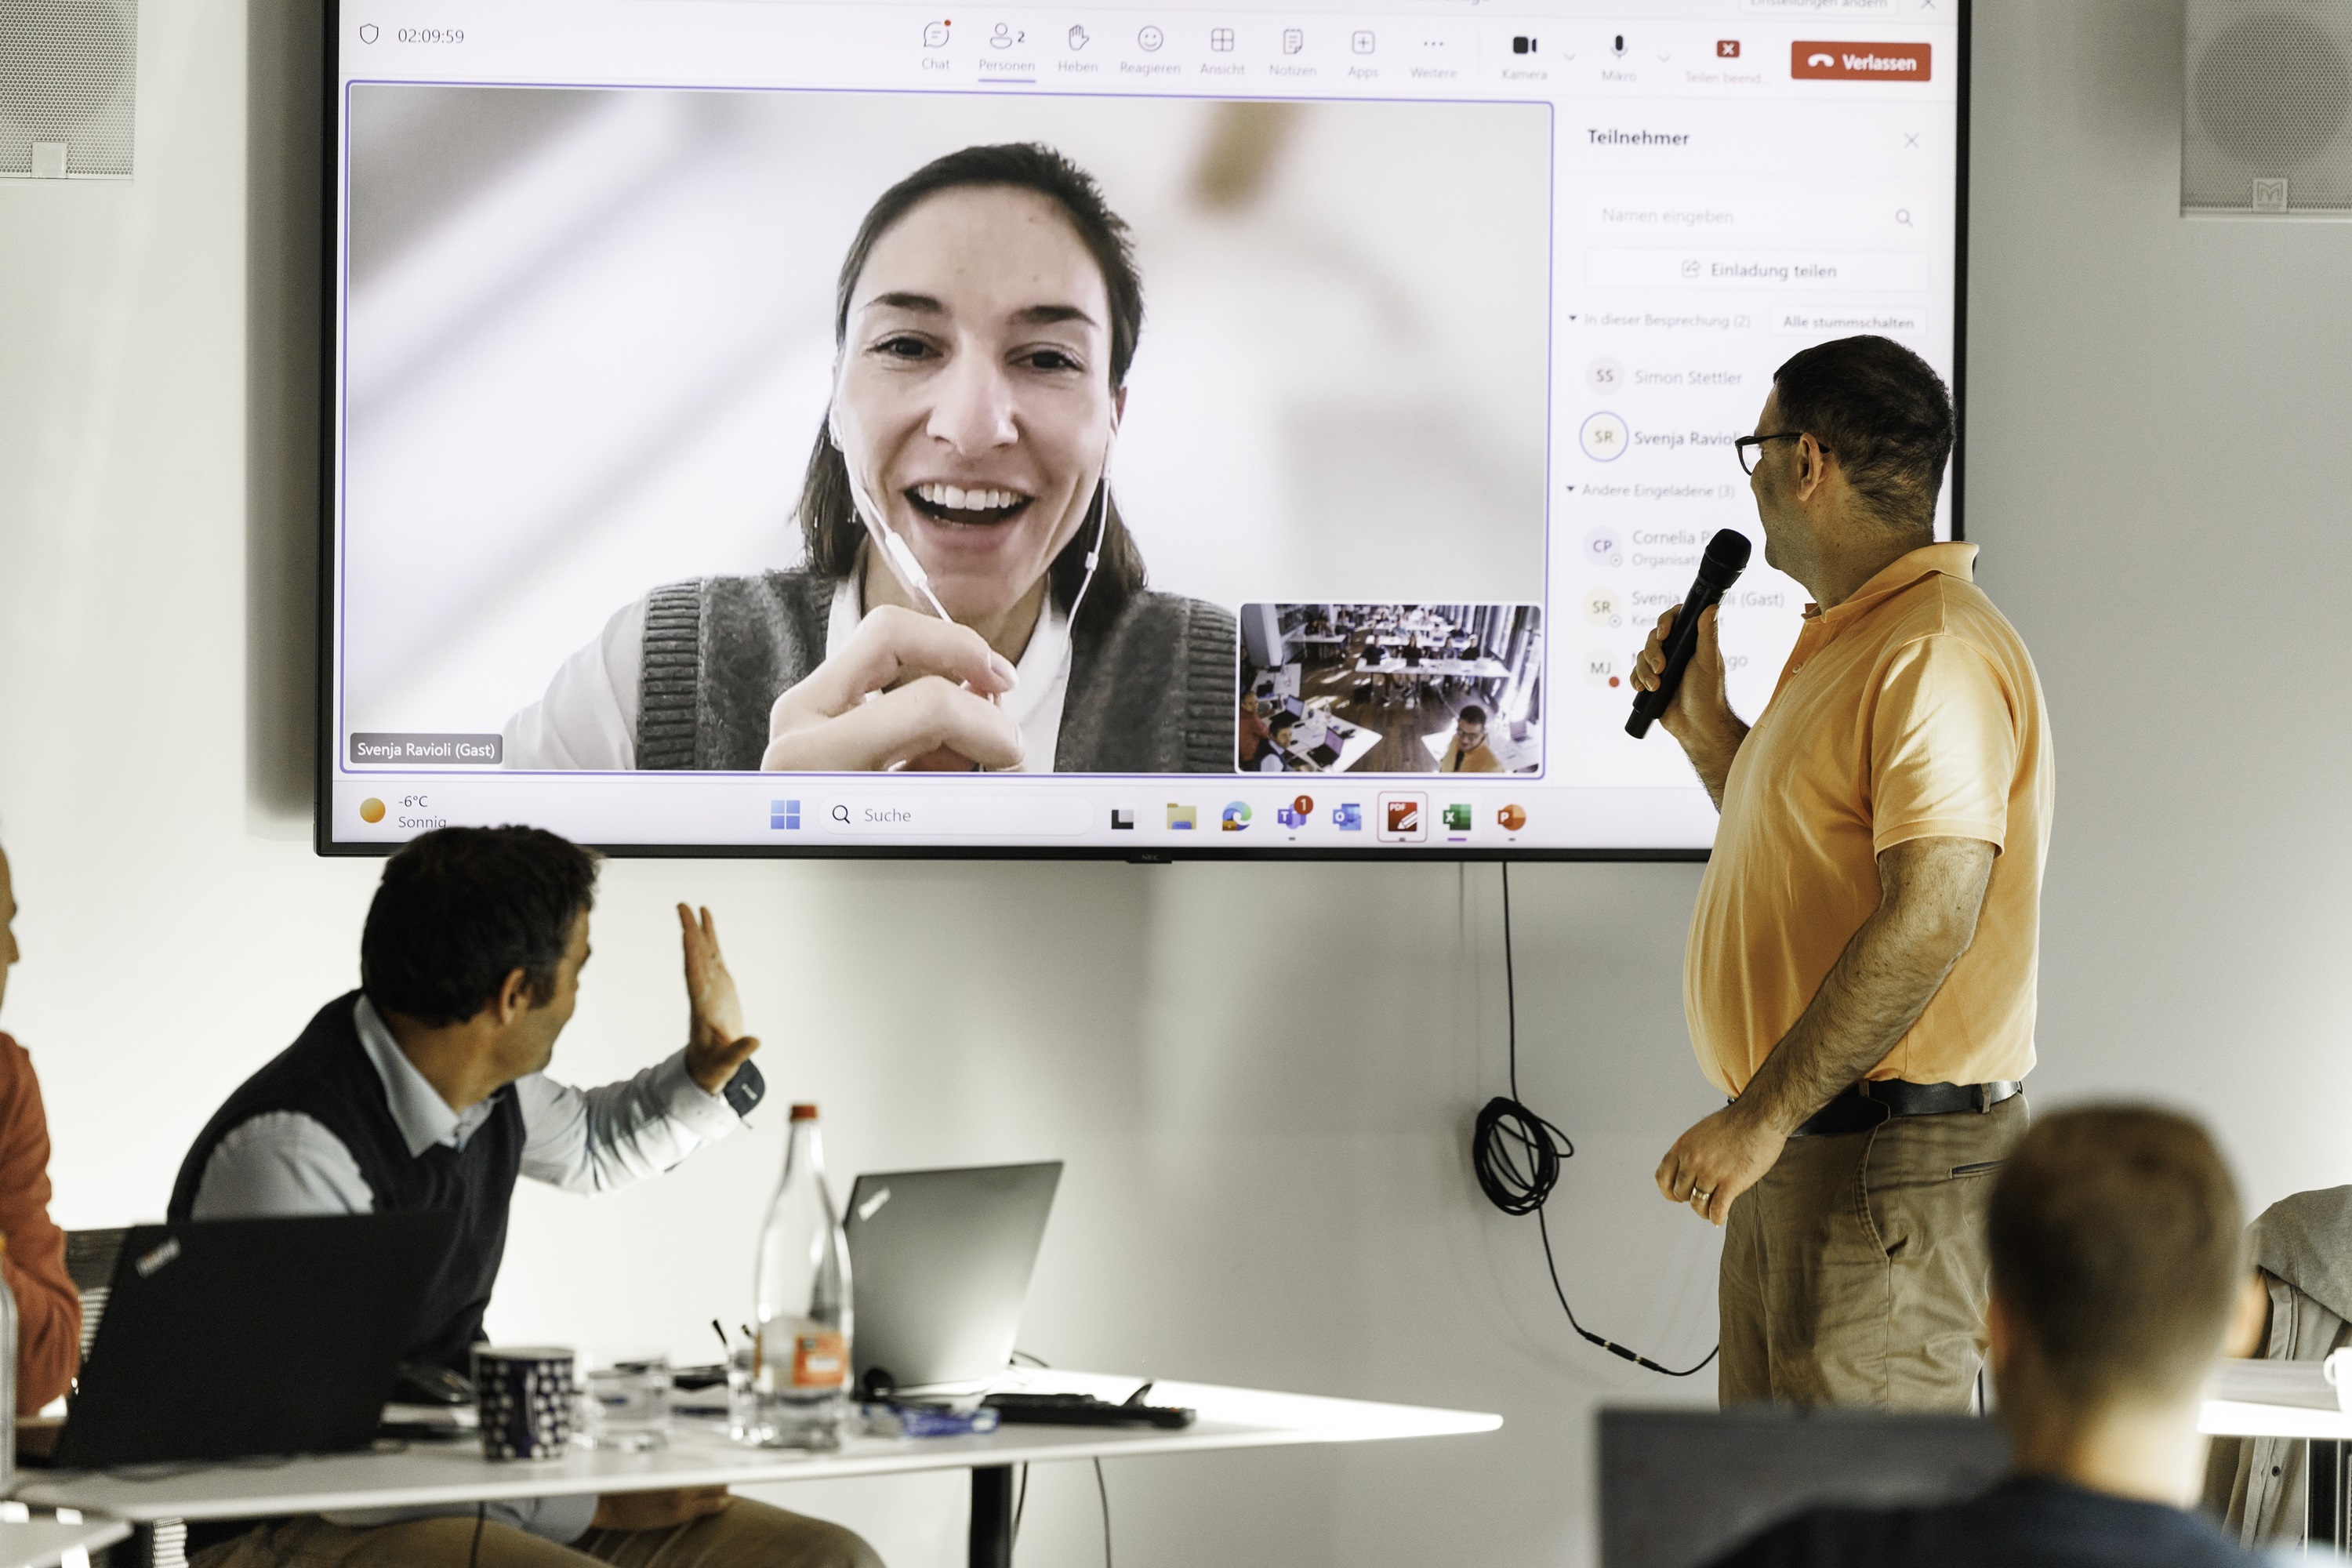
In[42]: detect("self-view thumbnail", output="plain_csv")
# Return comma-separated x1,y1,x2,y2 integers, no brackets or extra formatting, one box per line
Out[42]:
1236,603,1542,775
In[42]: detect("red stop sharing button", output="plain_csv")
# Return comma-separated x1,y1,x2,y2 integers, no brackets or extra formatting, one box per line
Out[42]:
1791,41,1932,81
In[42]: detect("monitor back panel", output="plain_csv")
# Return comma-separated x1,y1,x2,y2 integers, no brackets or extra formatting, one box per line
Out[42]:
844,1161,1062,1391
1599,1406,2009,1568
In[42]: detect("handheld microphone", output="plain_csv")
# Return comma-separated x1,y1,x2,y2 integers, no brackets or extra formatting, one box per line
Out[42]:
1626,528,1751,738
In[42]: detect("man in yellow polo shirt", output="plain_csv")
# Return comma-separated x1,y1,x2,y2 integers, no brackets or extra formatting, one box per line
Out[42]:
1631,334,2053,1411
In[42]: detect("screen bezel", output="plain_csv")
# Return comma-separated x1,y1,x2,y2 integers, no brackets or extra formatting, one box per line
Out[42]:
310,0,1973,863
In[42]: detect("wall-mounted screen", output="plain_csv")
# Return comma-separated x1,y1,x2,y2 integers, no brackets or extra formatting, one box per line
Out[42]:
319,0,1964,858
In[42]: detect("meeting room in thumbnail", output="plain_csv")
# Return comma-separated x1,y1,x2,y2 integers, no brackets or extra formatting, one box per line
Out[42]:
1235,603,1543,775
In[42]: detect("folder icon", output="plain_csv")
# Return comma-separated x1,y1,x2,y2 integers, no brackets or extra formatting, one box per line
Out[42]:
1167,804,1198,830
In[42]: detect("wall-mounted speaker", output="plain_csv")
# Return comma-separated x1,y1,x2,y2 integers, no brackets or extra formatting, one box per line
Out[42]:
0,0,137,180
2184,0,2352,214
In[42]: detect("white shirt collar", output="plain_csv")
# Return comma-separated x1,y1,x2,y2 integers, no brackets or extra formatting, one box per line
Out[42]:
826,552,1072,772
353,994,497,1156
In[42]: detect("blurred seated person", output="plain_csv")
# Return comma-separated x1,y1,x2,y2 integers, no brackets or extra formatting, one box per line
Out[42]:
177,826,880,1568
1438,706,1504,774
2204,1185,2352,1549
1708,1105,2275,1568
1237,691,1272,770
0,842,81,1413
1255,718,1298,773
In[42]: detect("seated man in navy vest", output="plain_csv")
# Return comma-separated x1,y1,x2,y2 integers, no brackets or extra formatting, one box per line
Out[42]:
172,826,881,1568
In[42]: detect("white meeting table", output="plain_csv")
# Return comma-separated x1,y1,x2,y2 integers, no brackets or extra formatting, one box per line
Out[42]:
13,1370,1498,1568
2200,1361,2352,1550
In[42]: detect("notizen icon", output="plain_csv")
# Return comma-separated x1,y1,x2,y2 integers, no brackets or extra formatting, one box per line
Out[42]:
1332,803,1364,831
1111,808,1135,829
1221,800,1253,832
1167,804,1198,830
1497,804,1527,832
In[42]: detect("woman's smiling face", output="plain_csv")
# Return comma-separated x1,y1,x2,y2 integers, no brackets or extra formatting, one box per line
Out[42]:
833,184,1121,628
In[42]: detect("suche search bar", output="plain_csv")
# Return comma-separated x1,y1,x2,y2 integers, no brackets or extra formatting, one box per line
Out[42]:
1587,249,1930,291
819,792,1091,837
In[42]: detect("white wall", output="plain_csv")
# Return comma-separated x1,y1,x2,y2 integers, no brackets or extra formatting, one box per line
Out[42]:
0,2,2344,1563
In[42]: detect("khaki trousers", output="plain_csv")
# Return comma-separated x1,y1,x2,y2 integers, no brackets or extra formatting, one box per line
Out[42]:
191,1499,882,1568
1718,1094,2026,1410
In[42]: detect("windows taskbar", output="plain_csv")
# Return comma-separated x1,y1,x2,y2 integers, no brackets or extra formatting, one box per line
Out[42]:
320,776,1718,858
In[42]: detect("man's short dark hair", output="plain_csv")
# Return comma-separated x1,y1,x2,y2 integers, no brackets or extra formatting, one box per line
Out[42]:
1459,706,1488,727
1987,1105,2243,1406
361,827,600,1027
1772,335,1955,531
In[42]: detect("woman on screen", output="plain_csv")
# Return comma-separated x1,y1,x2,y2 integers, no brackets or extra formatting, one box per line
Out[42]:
502,143,1236,774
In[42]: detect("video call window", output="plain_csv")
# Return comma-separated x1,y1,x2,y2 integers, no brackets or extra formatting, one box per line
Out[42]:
337,86,1549,777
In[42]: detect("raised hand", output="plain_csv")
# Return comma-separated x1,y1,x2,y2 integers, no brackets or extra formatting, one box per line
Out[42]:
679,903,758,1094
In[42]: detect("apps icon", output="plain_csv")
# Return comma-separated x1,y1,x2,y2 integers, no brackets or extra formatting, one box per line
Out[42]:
769,798,800,830
1497,804,1527,832
1276,793,1313,829
1377,793,1427,843
1167,804,1198,830
1332,803,1364,831
359,797,386,824
1111,808,1135,829
1221,800,1253,831
1352,29,1375,53
1442,803,1473,833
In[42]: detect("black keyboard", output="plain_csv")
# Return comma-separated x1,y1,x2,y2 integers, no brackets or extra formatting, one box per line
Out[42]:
982,1392,1196,1429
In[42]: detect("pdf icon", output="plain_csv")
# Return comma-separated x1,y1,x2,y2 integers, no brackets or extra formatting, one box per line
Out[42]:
1377,793,1428,844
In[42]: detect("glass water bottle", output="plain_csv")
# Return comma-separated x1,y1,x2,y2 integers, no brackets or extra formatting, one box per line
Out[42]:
749,1104,852,1447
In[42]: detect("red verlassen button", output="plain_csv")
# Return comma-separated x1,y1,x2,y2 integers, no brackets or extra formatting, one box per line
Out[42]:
1791,41,1932,81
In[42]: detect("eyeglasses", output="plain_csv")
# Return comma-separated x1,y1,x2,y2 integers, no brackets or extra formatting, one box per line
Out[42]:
1733,430,1829,475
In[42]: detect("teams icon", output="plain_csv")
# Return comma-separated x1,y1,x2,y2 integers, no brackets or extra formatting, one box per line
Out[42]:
1331,802,1364,831
1221,800,1253,831
1277,794,1313,829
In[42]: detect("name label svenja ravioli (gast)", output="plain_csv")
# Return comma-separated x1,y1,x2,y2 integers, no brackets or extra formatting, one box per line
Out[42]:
348,733,503,766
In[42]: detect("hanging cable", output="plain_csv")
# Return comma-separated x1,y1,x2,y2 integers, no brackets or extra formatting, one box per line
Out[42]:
1471,863,1719,1379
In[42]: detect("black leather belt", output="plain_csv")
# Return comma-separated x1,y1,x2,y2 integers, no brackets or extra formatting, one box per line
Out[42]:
1788,1078,2024,1138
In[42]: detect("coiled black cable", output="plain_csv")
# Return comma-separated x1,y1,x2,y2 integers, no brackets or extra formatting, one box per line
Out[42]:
1472,863,1719,1379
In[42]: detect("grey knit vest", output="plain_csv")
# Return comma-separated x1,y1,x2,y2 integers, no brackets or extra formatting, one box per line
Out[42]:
635,570,1238,773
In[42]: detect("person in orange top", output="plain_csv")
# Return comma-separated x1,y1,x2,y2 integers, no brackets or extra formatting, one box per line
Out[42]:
1631,336,2053,1412
1437,706,1504,773
0,842,82,1412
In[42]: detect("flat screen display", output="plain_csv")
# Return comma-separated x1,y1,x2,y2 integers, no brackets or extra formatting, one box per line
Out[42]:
320,0,1963,857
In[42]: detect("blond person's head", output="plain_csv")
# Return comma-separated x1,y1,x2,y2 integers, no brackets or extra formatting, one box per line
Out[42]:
1987,1105,2243,1409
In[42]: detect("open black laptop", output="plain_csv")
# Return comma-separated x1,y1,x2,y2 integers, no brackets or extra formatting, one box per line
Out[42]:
53,1212,456,1468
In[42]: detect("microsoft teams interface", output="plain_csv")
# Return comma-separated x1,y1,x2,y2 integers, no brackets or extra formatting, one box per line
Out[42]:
325,0,1958,854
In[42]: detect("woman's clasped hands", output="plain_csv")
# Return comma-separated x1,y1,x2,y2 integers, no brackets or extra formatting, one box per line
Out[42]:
760,604,1025,773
